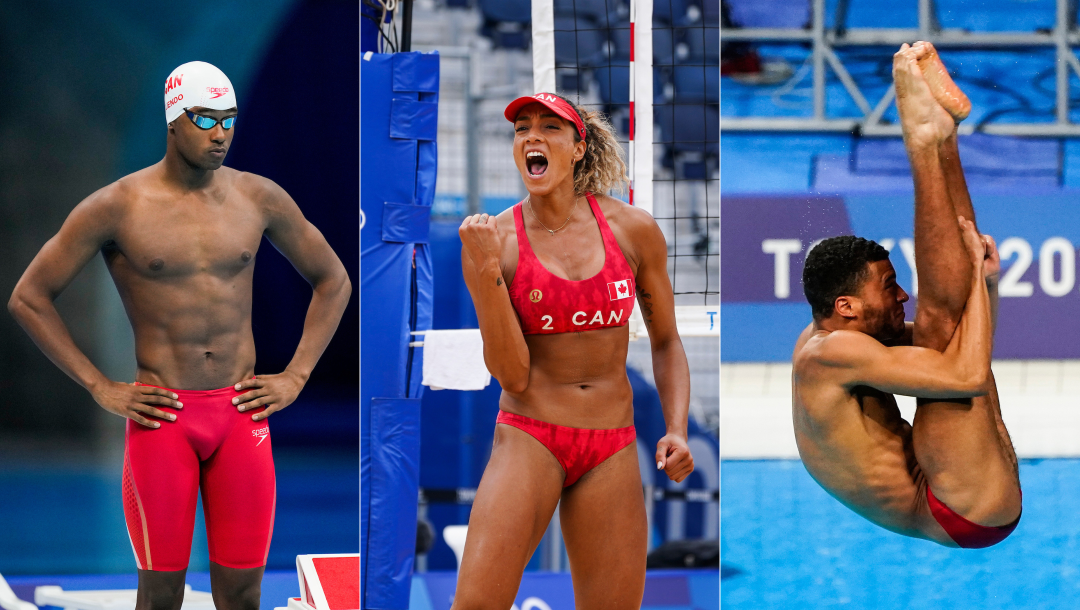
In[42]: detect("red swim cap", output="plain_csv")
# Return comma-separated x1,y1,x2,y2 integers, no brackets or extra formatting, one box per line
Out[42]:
504,93,587,140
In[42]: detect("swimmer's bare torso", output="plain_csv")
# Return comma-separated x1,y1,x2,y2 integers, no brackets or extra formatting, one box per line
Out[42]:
11,106,350,427
97,165,280,390
792,322,924,535
485,194,653,430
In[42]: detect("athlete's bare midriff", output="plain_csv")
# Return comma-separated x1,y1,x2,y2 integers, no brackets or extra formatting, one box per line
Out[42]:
498,327,635,429
102,166,266,390
792,324,929,537
492,196,638,430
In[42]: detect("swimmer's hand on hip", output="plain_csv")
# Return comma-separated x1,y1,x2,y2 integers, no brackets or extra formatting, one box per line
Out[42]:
656,433,695,483
92,381,182,429
233,371,305,421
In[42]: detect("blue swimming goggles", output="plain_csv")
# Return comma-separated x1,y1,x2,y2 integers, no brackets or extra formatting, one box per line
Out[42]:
185,110,236,130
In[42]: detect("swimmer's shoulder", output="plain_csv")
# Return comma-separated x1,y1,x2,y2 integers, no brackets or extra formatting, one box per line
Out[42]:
795,327,874,375
793,324,824,373
48,174,149,248
229,171,311,229
97,163,184,212
794,328,875,419
230,170,287,206
792,323,817,362
72,170,151,227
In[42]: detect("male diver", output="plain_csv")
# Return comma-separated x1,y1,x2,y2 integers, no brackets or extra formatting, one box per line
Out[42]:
9,61,351,608
791,42,1021,548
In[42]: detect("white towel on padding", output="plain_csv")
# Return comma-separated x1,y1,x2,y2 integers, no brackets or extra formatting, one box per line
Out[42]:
421,329,491,391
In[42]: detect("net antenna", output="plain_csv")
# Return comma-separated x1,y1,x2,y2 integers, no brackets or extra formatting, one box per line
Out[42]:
630,0,654,215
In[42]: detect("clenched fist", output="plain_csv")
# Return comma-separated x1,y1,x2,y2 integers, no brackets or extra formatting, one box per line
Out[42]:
459,213,503,271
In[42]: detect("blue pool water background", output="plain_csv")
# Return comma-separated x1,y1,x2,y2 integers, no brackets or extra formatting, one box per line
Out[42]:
722,459,1080,608
0,446,358,573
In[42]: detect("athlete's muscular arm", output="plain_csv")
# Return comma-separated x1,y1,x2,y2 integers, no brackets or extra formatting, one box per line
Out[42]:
8,184,182,428
815,221,993,398
460,213,530,393
624,206,694,483
233,176,352,421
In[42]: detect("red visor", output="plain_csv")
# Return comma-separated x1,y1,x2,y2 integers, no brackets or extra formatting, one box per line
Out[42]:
504,93,587,140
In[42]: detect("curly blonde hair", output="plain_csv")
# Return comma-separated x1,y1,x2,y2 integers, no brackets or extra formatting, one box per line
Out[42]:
551,94,630,196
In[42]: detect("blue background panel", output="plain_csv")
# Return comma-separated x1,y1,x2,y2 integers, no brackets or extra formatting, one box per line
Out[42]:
721,193,1080,361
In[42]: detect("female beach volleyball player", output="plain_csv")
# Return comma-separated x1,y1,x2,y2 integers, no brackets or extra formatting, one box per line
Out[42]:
454,92,694,606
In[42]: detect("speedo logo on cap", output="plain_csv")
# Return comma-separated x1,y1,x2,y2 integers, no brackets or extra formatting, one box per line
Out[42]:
206,86,230,99
164,75,183,95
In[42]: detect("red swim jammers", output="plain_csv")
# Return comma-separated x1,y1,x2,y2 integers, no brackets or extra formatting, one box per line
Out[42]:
926,484,1020,549
496,411,636,487
123,383,276,570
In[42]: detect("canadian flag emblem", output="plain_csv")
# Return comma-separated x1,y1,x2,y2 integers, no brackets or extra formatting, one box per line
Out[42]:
608,279,632,300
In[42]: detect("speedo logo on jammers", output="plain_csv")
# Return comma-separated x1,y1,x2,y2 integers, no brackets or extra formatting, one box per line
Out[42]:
206,86,230,99
252,426,269,446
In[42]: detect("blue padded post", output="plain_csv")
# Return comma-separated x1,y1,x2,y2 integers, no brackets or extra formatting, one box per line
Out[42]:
360,50,439,610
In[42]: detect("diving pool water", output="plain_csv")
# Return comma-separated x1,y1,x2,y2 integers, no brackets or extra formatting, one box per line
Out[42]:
722,459,1080,608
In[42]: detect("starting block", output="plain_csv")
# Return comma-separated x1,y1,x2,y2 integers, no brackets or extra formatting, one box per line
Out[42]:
0,573,36,610
277,554,358,610
33,585,214,610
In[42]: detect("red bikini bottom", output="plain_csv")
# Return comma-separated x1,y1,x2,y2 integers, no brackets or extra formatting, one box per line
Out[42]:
496,411,637,487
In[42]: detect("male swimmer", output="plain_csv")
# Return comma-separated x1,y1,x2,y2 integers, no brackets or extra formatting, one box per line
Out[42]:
9,62,351,608
791,42,1021,548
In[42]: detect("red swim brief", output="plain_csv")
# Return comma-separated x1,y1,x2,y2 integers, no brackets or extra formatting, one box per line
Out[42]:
496,411,636,487
926,484,1020,549
123,382,276,571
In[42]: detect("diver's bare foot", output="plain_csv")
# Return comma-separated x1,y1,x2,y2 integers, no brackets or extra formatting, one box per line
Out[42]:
893,43,956,148
912,41,971,122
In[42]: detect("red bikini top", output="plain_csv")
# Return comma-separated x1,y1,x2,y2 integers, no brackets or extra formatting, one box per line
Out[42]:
508,193,636,335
